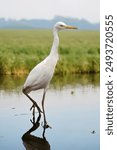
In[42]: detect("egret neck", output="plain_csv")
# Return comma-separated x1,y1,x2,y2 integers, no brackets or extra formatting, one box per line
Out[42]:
50,28,59,57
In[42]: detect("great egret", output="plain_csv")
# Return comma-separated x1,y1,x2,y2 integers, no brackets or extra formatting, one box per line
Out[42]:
22,22,77,127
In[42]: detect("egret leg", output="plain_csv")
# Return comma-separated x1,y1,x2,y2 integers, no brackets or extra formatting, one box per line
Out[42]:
24,92,42,114
42,90,47,125
41,89,50,129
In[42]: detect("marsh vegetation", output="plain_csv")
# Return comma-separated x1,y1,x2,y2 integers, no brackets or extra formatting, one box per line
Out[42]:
0,30,99,75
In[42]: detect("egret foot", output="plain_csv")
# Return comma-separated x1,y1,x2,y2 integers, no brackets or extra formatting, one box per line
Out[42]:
30,104,36,116
30,102,43,114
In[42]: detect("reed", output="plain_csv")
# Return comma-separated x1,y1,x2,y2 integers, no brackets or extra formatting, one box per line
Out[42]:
0,30,100,75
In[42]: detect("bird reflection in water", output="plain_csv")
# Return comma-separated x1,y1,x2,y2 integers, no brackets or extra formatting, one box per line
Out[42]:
22,111,50,150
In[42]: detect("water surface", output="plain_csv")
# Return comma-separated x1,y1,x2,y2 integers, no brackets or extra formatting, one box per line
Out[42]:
0,74,100,150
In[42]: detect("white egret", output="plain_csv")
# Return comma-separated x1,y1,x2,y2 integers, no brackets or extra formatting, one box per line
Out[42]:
22,22,77,126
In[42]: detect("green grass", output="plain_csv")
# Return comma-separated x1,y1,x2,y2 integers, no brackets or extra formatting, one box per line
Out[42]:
0,30,100,75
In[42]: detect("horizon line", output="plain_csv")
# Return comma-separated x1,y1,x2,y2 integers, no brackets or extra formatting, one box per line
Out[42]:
0,16,100,24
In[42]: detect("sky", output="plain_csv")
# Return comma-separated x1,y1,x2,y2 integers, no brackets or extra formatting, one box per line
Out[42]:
0,0,99,23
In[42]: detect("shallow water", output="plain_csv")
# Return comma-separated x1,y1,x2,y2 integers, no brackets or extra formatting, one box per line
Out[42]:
0,74,100,150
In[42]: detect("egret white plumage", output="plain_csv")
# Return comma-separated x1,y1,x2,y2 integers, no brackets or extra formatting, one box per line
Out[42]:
22,22,77,127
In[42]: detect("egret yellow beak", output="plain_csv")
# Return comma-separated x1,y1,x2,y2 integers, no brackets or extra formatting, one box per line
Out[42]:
65,25,77,29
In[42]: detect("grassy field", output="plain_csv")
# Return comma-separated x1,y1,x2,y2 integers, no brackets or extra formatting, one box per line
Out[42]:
0,30,100,75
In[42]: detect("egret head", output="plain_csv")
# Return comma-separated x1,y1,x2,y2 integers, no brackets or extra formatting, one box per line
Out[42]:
54,22,77,31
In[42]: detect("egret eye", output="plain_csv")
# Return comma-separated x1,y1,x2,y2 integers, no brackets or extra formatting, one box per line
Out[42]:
60,25,64,27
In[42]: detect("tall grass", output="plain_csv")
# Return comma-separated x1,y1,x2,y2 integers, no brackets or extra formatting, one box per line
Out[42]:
0,30,100,75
